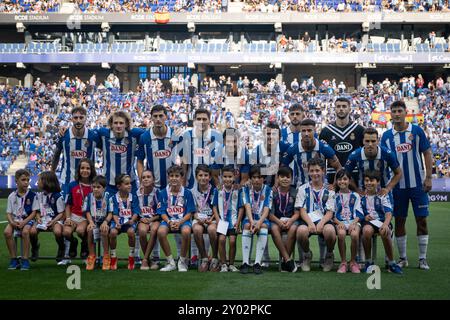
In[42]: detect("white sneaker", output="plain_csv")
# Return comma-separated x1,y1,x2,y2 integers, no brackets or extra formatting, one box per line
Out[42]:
57,259,71,266
418,259,430,270
301,251,312,272
178,258,188,272
397,257,409,268
220,264,229,272
228,265,239,272
160,262,176,272
261,262,270,268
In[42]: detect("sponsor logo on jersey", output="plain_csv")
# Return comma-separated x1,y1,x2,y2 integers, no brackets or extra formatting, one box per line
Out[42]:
141,206,154,216
110,144,128,153
396,143,412,153
167,206,184,215
120,209,132,217
335,142,353,153
154,150,172,159
194,148,209,156
71,150,88,158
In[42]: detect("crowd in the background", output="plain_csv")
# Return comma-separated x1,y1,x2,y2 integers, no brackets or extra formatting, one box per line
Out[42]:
1,0,449,13
0,72,449,177
242,0,449,12
0,0,61,13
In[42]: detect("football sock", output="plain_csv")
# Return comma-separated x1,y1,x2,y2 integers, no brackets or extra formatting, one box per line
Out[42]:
242,230,252,265
129,247,135,257
396,235,407,259
255,229,268,265
111,249,117,258
418,235,429,260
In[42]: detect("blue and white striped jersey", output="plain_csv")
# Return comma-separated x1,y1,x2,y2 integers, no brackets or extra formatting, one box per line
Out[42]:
345,146,400,188
97,127,145,187
137,126,180,189
56,128,99,186
380,123,430,189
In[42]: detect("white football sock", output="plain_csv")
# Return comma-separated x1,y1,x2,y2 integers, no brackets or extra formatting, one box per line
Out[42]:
255,229,268,265
418,235,429,260
242,230,252,265
396,235,407,259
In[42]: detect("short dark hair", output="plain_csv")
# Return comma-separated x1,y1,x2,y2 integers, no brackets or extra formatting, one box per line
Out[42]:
75,158,97,183
265,122,281,139
15,169,30,181
223,127,238,140
71,107,87,116
92,175,107,188
167,165,185,177
249,164,264,178
390,100,407,110
277,166,293,178
289,104,303,113
194,108,211,120
363,127,379,138
115,174,131,187
150,104,167,116
307,158,325,170
363,170,381,182
300,118,316,127
335,97,351,106
221,165,235,175
195,164,211,177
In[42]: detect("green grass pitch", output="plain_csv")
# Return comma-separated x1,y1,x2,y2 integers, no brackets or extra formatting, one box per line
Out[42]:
0,200,449,300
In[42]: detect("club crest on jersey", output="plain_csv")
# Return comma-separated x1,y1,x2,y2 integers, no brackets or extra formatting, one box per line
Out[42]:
350,197,355,205
123,138,129,144
331,135,336,140
396,143,412,153
408,134,414,141
110,144,128,153
26,199,31,205
71,150,87,159
154,150,172,159
84,140,90,148
350,133,355,140
377,162,382,168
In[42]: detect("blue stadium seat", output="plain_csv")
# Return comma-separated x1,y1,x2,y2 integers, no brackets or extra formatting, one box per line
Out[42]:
393,43,400,52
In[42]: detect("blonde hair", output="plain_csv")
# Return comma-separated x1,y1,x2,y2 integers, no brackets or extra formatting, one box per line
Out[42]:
107,111,132,131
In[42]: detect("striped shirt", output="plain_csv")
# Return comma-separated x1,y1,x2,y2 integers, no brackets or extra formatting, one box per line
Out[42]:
284,139,336,186
380,123,430,189
361,194,393,222
56,128,99,186
241,185,273,219
137,126,180,189
97,128,145,187
345,146,400,188
294,183,335,214
281,126,301,185
179,128,222,188
334,191,364,222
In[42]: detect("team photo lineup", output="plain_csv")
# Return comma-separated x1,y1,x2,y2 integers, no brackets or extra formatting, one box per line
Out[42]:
2,2,450,302
4,95,432,276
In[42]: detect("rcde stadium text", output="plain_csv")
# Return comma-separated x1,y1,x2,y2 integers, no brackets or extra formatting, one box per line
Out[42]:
178,304,272,317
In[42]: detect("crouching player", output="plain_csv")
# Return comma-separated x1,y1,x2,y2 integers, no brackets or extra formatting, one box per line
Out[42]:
84,175,112,271
240,165,272,275
109,174,140,270
295,159,336,272
192,165,219,272
4,169,39,270
212,165,244,272
157,165,196,272
269,167,298,273
361,170,402,274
